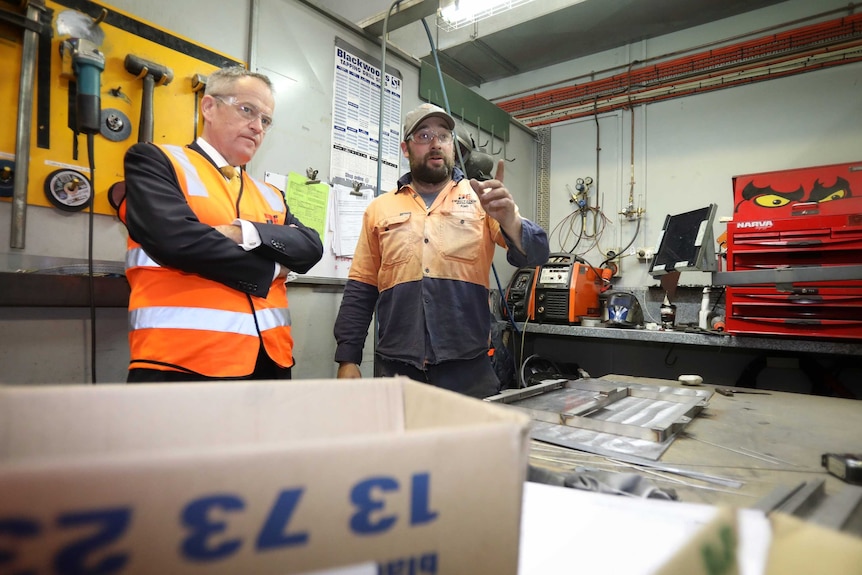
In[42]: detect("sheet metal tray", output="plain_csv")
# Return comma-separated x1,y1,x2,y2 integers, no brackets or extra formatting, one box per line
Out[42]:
487,378,712,444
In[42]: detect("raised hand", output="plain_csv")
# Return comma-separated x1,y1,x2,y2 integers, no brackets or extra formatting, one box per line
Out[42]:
470,159,520,231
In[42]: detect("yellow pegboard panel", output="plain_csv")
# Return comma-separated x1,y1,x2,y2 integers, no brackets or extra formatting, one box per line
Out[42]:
0,0,243,216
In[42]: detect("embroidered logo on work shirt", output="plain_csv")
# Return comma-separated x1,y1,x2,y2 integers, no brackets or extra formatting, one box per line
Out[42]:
453,192,477,209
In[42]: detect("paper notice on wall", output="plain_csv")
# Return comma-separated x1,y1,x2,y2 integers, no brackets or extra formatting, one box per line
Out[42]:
265,171,329,244
331,38,402,194
329,184,373,258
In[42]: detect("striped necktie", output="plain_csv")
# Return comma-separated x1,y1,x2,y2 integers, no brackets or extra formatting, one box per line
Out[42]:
219,165,241,195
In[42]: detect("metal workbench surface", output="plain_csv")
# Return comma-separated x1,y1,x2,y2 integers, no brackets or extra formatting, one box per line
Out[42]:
527,374,862,512
513,321,862,357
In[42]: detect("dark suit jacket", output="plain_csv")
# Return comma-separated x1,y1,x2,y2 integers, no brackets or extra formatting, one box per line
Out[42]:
123,141,323,298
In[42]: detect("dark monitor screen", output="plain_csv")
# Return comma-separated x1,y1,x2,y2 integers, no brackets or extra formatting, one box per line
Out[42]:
649,204,717,276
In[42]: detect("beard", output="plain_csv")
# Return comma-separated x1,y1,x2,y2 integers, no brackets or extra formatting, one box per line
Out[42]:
409,150,454,185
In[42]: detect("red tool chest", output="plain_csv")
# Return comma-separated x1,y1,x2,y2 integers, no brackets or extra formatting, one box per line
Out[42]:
725,161,862,340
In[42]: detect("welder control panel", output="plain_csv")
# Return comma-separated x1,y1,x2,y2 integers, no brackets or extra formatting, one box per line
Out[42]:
537,264,572,287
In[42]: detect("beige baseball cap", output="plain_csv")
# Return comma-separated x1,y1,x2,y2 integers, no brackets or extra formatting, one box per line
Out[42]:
402,103,455,140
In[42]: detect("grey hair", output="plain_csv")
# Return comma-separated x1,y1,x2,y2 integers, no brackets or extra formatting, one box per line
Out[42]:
205,66,275,97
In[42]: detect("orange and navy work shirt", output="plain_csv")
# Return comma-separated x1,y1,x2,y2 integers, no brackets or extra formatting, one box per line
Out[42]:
334,170,549,369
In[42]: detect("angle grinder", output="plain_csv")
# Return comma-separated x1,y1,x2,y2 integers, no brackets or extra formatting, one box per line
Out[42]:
60,37,105,134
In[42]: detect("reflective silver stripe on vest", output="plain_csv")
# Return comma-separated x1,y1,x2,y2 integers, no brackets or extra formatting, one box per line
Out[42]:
256,306,292,330
163,145,209,197
249,176,286,212
130,306,291,335
125,247,161,271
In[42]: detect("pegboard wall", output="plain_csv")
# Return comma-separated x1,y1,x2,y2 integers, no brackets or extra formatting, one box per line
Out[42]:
0,0,243,216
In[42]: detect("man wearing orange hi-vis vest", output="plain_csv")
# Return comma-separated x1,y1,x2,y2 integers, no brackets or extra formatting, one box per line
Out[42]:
121,66,323,382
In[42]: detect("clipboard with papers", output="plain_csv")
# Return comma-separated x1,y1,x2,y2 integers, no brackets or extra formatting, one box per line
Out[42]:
328,177,374,258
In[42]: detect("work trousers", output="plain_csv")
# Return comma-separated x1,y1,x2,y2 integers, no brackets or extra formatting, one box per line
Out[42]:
375,353,501,399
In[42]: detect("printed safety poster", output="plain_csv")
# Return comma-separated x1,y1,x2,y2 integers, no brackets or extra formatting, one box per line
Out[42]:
330,38,402,194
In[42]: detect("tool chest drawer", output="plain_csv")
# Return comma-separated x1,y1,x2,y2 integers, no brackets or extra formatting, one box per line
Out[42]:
727,213,862,271
726,285,862,339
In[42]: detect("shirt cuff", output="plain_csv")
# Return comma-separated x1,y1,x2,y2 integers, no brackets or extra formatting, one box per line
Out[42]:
233,219,261,251
233,219,280,281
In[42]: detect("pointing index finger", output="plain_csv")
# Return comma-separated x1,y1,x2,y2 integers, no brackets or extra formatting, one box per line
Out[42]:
495,159,505,183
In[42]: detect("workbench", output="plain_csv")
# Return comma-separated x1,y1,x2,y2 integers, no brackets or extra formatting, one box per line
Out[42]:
516,373,862,573
526,373,862,510
507,321,862,396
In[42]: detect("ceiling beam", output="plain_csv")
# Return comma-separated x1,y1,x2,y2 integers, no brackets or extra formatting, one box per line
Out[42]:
471,38,520,76
360,0,438,37
422,51,487,87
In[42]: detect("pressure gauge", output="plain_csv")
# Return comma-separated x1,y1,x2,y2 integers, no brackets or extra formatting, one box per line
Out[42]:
44,168,92,212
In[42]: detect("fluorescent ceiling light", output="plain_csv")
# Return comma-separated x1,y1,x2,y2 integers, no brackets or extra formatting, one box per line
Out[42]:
437,0,537,31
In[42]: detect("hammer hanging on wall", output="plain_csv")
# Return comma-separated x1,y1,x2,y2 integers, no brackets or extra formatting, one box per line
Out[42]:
124,54,173,143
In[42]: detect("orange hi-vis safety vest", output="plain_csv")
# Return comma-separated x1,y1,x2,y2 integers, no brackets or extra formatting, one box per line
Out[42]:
125,144,292,377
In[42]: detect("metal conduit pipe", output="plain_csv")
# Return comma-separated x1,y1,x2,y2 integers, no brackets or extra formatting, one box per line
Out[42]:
11,1,43,249
506,25,862,127
490,2,861,105
522,43,862,127
500,11,862,125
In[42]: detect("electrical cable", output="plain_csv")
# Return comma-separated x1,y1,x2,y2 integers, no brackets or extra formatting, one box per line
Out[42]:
511,308,530,386
518,352,539,389
576,206,609,243
420,16,524,343
375,0,404,200
549,202,611,256
599,214,640,266
619,214,640,255
420,19,467,175
372,0,405,377
492,263,519,335
86,132,97,384
548,209,579,252
640,298,659,325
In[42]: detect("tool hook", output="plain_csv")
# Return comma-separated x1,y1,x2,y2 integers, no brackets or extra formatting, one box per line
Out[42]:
489,125,502,155
475,117,488,149
503,137,515,162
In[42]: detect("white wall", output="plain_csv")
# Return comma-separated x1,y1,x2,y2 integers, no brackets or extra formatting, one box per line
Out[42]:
0,0,538,383
477,0,862,289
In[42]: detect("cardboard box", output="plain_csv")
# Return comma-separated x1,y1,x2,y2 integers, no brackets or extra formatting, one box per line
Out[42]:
0,378,531,574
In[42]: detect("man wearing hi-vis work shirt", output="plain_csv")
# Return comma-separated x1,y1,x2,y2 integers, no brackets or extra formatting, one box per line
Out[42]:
122,66,323,382
333,103,550,398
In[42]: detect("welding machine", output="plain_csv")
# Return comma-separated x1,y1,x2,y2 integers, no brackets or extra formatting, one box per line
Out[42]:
503,266,537,322
532,254,610,324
